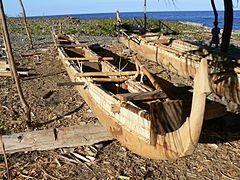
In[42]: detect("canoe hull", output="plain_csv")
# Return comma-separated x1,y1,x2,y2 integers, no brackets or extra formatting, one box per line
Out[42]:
120,36,240,105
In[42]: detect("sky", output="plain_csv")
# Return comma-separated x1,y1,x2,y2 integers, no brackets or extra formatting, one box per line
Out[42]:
3,0,240,17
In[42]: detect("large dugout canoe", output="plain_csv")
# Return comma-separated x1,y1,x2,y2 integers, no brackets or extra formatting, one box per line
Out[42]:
118,26,240,106
54,33,211,160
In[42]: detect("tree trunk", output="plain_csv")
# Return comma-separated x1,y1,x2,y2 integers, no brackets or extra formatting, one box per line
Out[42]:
144,0,147,30
221,0,233,53
18,0,33,49
0,0,32,126
211,0,218,25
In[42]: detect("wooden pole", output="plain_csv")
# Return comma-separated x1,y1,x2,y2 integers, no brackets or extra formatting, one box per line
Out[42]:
144,0,147,30
0,0,31,126
133,56,162,91
18,0,33,49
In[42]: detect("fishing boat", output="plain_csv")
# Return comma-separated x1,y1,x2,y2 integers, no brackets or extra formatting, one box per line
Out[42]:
54,33,217,160
117,22,240,107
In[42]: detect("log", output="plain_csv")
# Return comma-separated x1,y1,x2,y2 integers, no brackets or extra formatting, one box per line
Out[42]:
0,125,113,154
75,71,138,77
116,90,167,101
64,57,114,61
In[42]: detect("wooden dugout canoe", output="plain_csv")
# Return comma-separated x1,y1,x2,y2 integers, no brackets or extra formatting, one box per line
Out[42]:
55,33,211,160
118,26,240,106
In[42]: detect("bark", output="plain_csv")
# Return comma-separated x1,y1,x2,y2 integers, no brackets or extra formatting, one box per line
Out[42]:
18,0,33,49
221,0,233,53
0,0,31,125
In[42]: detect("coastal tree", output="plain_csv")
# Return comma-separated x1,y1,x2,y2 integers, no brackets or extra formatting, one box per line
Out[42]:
211,0,218,26
220,0,233,52
18,0,33,49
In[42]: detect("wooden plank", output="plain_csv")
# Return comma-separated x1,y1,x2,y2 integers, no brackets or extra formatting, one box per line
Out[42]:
234,67,240,73
204,103,227,120
57,44,87,48
116,90,167,101
75,71,138,77
57,82,85,86
0,63,9,69
57,39,79,42
91,77,129,82
0,71,29,77
0,125,113,154
20,52,42,57
64,57,114,61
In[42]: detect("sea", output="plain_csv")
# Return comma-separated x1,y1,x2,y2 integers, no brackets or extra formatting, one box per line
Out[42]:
32,11,240,30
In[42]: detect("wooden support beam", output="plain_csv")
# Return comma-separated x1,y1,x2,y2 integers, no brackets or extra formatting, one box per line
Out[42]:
116,90,167,101
64,57,114,61
75,71,138,77
0,125,114,154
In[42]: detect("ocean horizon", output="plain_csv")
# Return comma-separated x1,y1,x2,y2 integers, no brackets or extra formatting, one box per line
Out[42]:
29,10,240,30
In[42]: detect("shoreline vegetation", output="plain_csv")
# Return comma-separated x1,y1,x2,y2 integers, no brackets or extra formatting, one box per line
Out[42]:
6,16,240,41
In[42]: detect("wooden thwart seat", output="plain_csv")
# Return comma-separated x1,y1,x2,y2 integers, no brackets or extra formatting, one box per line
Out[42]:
116,90,167,101
91,77,130,82
64,57,114,61
75,71,138,77
57,44,87,48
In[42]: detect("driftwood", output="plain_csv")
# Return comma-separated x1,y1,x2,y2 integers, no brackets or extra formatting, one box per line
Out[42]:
0,125,113,154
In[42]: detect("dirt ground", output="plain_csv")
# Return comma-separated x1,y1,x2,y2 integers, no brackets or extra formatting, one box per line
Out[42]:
0,33,239,180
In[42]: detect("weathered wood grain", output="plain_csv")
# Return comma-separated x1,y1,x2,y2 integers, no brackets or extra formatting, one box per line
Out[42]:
0,125,113,154
116,90,167,101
